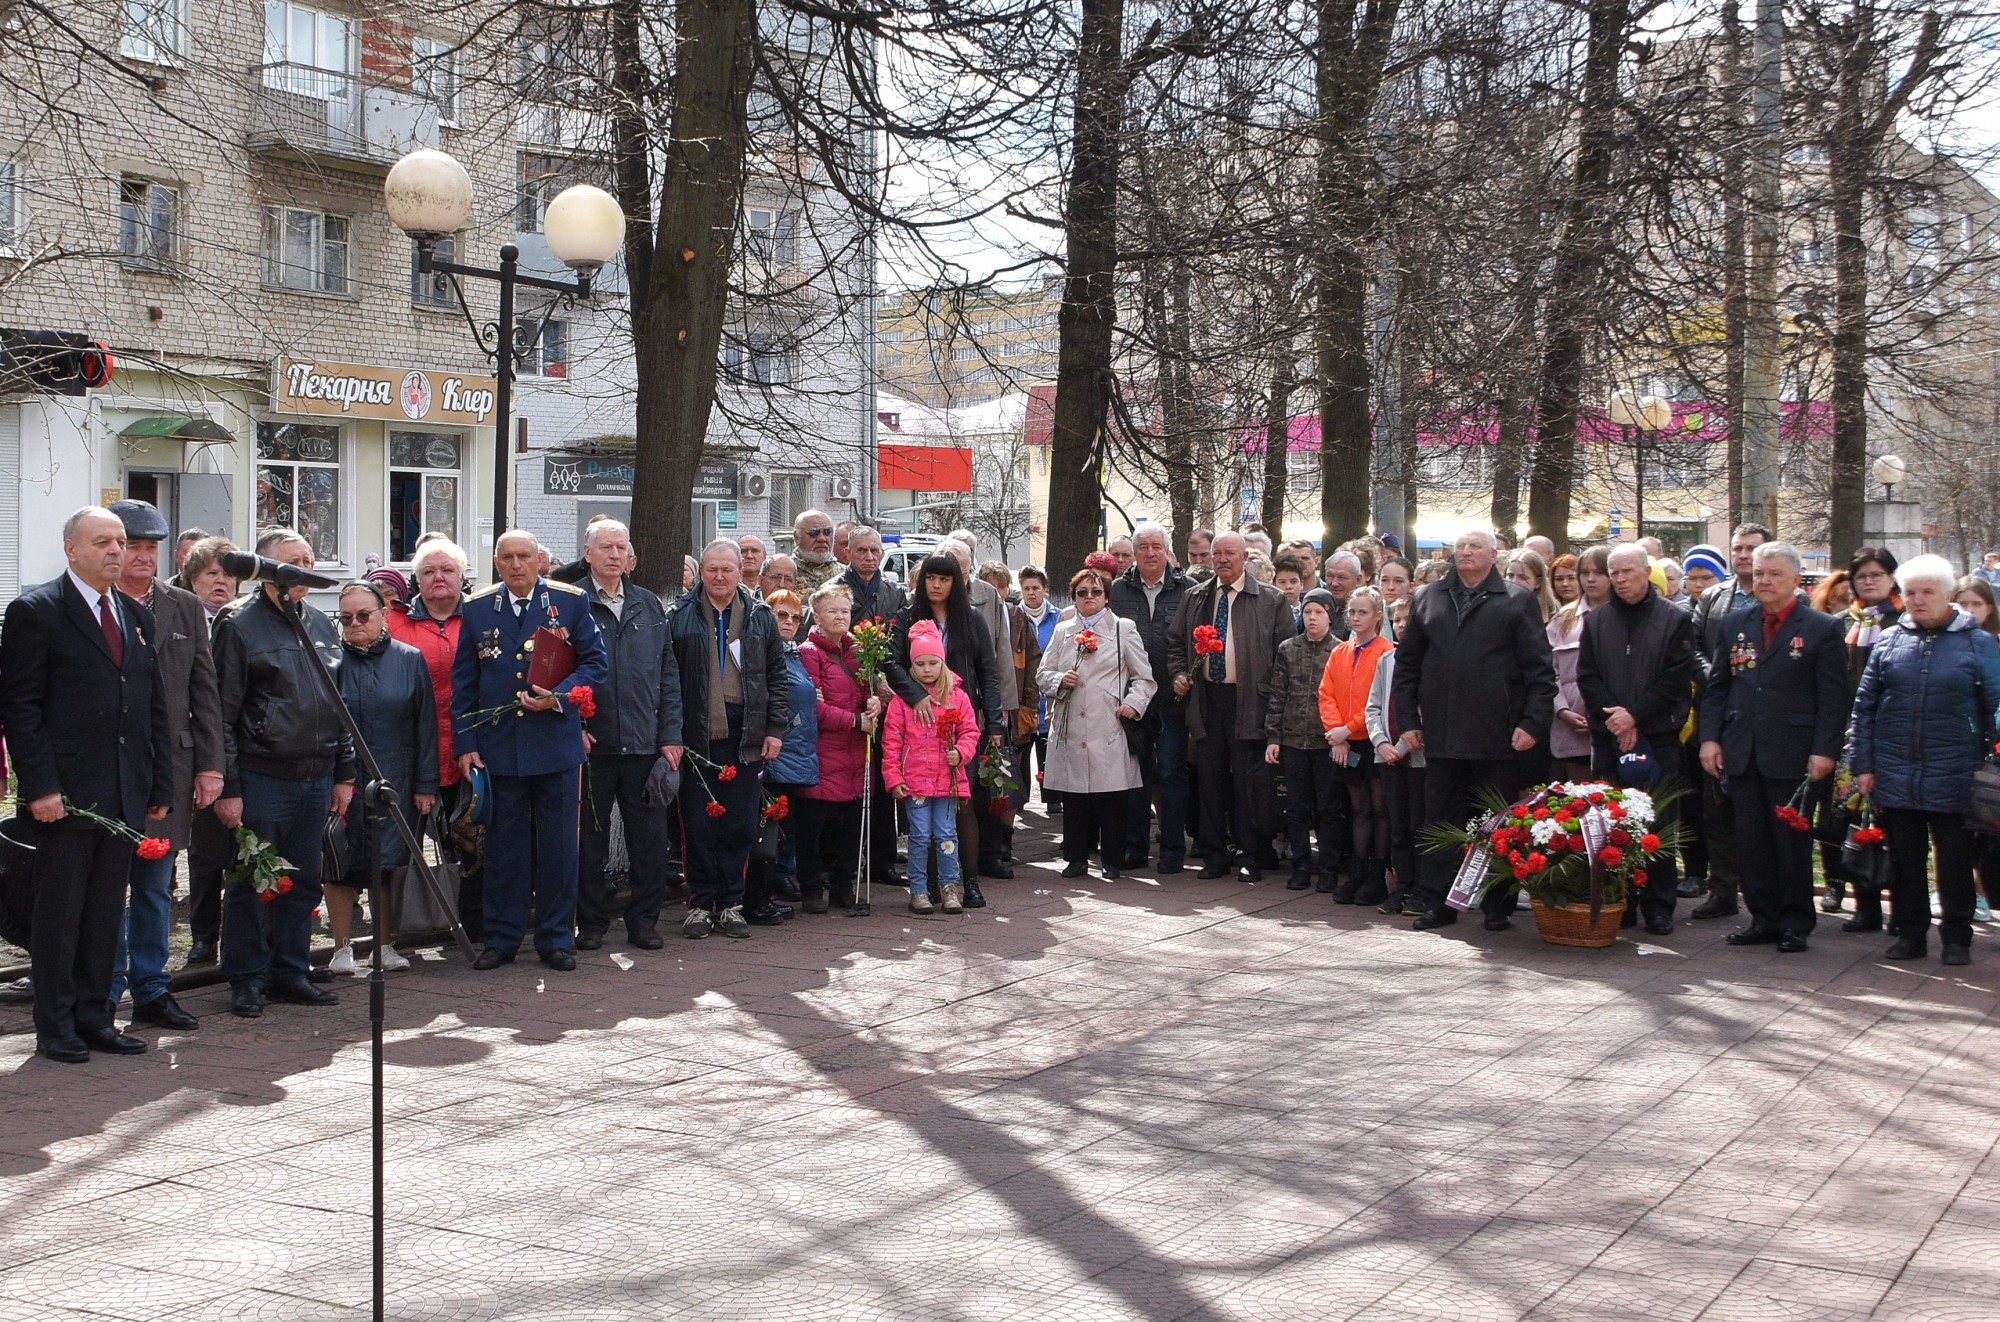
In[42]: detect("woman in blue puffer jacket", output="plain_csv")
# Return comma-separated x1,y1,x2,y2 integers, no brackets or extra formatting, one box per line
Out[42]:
1850,555,2000,968
746,590,819,925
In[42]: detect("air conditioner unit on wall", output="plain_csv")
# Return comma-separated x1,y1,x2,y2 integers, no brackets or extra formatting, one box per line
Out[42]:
741,471,769,500
831,475,856,501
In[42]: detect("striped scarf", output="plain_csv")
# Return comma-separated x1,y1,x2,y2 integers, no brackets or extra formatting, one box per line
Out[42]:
1845,594,1903,652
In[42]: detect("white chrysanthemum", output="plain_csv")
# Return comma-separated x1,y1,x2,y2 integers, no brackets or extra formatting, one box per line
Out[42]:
1531,818,1564,846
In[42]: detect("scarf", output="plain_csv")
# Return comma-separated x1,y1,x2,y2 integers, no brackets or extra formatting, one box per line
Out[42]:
1022,598,1053,629
1845,594,1902,652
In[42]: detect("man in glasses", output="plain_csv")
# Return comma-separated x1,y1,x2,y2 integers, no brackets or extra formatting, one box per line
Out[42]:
793,509,842,594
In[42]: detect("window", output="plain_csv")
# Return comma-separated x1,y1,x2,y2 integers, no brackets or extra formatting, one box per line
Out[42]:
0,159,21,255
1415,444,1494,492
1785,142,1830,165
517,151,611,232
411,233,457,307
1651,441,1711,488
951,344,979,362
745,208,797,266
256,422,341,563
262,205,350,294
119,177,179,270
769,473,811,530
263,0,353,95
723,331,791,386
1794,239,1826,265
520,318,567,377
387,431,461,562
1907,221,1941,252
122,0,187,64
412,36,459,123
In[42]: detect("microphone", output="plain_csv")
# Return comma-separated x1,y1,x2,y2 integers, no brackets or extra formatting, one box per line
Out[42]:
219,551,341,591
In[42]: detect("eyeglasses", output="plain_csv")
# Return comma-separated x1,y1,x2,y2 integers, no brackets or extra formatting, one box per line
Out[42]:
1073,587,1105,598
774,611,802,622
804,526,833,537
338,610,377,625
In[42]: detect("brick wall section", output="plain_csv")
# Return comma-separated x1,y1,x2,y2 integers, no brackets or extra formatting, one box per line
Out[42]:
361,19,414,88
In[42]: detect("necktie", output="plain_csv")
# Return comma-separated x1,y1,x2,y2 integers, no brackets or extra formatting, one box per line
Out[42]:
514,598,528,622
99,595,124,668
716,606,729,677
1209,585,1230,683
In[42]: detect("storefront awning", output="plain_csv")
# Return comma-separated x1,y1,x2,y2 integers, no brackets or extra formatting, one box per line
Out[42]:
119,415,236,443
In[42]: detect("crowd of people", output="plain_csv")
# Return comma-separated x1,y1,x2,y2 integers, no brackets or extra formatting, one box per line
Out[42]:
5,498,2000,1066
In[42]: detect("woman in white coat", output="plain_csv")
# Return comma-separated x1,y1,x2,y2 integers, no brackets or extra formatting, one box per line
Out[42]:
1038,568,1158,879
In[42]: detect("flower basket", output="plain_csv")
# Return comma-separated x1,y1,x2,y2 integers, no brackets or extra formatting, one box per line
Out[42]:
1531,898,1627,948
1419,778,1685,947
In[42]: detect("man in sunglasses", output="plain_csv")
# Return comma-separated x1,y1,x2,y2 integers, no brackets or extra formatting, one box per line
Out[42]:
793,509,843,595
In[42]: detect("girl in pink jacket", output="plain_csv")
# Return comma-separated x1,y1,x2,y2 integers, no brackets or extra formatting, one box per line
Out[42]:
882,621,981,914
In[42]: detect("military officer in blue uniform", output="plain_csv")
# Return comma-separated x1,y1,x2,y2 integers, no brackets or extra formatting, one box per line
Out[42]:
451,529,609,971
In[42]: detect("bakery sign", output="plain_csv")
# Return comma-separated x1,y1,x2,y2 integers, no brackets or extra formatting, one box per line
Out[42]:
274,357,500,424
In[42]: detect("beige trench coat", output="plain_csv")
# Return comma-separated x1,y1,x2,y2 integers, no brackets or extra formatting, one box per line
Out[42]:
1037,613,1157,795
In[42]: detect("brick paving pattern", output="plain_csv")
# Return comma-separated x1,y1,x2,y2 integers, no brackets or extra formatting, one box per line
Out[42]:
2,809,1996,1320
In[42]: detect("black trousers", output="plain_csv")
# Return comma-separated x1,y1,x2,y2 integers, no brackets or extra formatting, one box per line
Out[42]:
1703,771,1740,898
1591,740,1681,922
1194,682,1263,866
1884,807,1976,948
1062,791,1128,868
1731,767,1817,935
795,796,862,899
1382,760,1425,895
679,722,760,910
578,753,669,934
187,807,228,946
746,780,808,910
29,822,131,1045
1418,755,1524,917
1280,745,1341,875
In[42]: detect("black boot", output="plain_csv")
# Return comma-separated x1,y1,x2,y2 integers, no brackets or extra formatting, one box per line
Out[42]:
1315,857,1345,895
1332,869,1362,905
1353,859,1388,908
803,887,829,915
962,878,988,909
1286,868,1312,891
1820,880,1846,913
1847,885,1885,933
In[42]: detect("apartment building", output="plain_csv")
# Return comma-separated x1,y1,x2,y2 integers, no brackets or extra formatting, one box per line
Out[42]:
877,283,1060,411
0,0,520,592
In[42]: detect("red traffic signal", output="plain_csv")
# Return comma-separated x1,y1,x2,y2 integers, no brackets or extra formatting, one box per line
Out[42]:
0,329,117,396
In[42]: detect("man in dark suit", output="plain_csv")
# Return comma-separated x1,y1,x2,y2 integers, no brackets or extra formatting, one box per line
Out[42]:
0,508,174,1062
106,500,222,1032
451,529,609,971
1699,541,1846,952
1166,531,1296,882
1686,522,1770,919
1392,528,1557,932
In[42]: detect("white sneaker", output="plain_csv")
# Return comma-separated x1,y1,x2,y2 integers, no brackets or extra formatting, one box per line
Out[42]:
327,945,358,976
378,945,412,972
1977,896,1993,923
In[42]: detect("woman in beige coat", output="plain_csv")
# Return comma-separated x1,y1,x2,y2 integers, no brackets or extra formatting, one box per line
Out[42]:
1039,568,1158,879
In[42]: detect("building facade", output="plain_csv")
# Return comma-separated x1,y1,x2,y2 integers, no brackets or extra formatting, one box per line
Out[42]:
877,283,1059,411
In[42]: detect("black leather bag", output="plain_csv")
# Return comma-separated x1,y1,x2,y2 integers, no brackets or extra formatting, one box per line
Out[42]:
749,812,783,863
1968,758,2000,836
1837,806,1891,889
391,809,461,939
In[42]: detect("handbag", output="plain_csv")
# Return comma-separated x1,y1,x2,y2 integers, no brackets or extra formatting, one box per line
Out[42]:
749,812,783,863
391,808,462,939
1968,757,2000,835
1837,804,1892,890
321,811,352,887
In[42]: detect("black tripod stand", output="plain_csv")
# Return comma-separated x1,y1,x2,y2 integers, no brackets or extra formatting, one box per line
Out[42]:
252,572,476,1322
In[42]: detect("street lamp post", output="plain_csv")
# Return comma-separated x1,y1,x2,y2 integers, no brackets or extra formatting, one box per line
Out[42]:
1608,389,1673,540
383,148,625,537
1872,453,1907,501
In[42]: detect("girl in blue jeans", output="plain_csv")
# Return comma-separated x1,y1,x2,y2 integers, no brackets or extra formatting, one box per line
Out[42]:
882,622,981,914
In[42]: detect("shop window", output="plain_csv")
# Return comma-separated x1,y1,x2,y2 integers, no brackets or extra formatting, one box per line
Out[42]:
256,421,341,564
388,430,461,562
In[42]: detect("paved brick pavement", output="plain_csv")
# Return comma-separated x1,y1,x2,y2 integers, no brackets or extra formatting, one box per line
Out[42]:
3,806,1998,1320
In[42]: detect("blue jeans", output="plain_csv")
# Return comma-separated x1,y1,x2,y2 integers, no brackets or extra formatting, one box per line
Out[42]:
906,796,961,893
111,849,176,1008
223,772,332,990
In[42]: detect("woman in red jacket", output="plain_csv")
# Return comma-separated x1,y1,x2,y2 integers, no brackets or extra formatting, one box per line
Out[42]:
384,538,475,930
798,583,880,913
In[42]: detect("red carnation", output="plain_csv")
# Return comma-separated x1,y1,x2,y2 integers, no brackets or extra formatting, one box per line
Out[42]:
1640,833,1661,852
1490,830,1510,850
569,685,597,719
1571,834,1589,852
1035,772,1045,783
277,876,293,894
1512,864,1529,880
1076,629,1100,654
259,888,278,904
1532,807,1551,821
1192,624,1224,656
1633,869,1648,886
705,801,727,817
1608,804,1627,820
136,837,171,860
1526,852,1548,871
991,796,1011,816
1610,828,1632,846
1854,826,1885,846
1589,791,1607,804
718,764,739,782
1598,846,1623,867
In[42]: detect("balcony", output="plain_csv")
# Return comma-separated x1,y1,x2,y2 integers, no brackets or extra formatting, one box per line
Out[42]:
247,64,440,173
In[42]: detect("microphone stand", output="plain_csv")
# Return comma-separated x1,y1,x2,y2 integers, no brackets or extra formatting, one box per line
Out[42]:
264,588,476,1322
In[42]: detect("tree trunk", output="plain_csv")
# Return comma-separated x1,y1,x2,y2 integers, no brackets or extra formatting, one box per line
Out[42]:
1827,112,1869,562
1721,0,1747,523
1045,0,1129,583
1261,356,1296,533
1491,385,1526,536
1165,259,1200,560
1526,0,1629,543
621,0,758,596
1315,0,1404,545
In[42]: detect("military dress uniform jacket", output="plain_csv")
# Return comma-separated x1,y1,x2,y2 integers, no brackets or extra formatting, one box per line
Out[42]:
450,577,611,778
